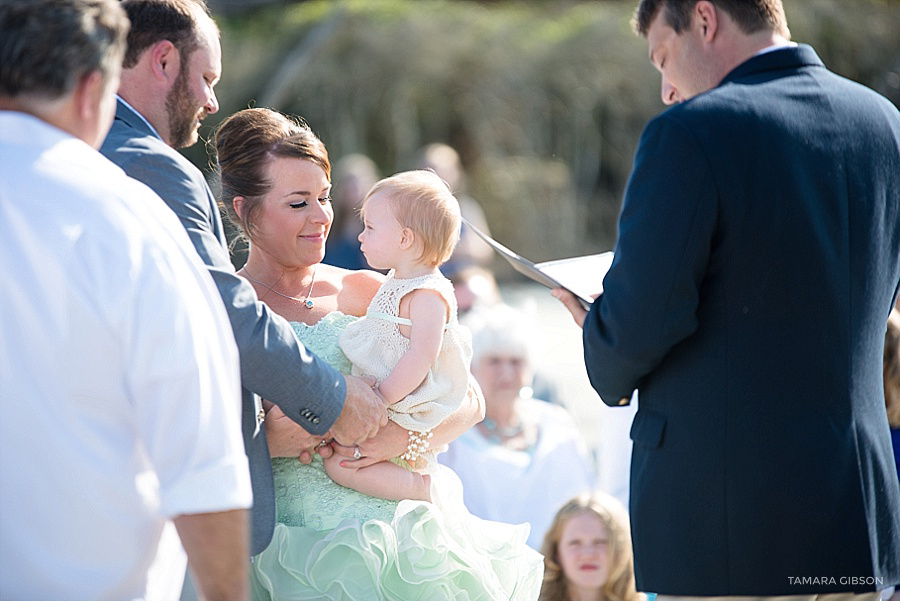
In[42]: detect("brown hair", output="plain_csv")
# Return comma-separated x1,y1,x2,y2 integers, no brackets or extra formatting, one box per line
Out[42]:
885,309,900,429
120,0,214,69
540,493,643,601
361,170,461,268
0,0,128,100
215,107,330,243
632,0,789,39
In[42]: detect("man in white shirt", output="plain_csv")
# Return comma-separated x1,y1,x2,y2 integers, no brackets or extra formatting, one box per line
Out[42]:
0,1,253,599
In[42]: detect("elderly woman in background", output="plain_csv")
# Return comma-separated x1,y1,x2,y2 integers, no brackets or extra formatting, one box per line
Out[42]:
440,303,596,548
539,493,644,601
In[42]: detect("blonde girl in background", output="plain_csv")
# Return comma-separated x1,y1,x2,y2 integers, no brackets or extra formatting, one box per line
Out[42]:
540,493,645,601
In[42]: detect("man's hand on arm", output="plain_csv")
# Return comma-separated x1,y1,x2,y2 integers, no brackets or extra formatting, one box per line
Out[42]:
173,509,249,601
328,375,388,446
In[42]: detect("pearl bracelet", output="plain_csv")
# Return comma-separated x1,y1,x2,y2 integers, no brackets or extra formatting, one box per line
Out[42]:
399,428,433,462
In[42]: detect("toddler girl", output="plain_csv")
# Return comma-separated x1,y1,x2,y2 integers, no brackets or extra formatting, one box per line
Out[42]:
327,169,476,502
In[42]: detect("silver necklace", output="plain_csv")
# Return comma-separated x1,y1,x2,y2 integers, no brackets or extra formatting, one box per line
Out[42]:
480,417,524,441
243,267,317,309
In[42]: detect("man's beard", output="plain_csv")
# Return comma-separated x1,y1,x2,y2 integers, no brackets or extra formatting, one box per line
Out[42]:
165,66,204,149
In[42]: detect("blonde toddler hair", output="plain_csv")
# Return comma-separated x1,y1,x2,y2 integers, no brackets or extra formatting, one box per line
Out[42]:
362,170,461,267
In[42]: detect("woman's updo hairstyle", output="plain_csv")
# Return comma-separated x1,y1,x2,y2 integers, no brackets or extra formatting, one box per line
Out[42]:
215,107,330,243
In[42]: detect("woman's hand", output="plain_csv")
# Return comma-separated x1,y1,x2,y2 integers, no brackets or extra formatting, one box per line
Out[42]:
330,421,408,468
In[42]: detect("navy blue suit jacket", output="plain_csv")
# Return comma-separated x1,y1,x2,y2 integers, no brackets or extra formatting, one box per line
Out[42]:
101,100,347,555
584,45,900,595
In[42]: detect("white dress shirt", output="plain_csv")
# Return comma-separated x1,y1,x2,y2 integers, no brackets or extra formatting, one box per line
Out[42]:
0,112,252,601
594,389,639,508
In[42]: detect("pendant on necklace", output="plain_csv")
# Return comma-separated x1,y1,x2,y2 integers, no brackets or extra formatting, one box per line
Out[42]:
304,299,314,309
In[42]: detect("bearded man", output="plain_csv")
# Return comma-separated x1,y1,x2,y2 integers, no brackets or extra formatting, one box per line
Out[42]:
100,0,388,564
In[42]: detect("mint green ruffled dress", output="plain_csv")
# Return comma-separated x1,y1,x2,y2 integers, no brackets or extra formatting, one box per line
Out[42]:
250,312,543,601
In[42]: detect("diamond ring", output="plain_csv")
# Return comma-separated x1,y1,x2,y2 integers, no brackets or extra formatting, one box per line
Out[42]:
353,446,362,460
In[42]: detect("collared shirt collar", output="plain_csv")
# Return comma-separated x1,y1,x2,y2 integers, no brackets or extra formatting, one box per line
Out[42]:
753,41,798,58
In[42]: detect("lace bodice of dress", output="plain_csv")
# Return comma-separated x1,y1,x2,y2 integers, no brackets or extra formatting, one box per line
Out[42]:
289,312,355,375
338,271,472,433
270,312,399,530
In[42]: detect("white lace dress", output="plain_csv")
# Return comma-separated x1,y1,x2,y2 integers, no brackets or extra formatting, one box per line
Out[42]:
338,271,473,466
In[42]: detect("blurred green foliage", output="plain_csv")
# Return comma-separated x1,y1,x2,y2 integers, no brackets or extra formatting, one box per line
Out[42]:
193,0,900,270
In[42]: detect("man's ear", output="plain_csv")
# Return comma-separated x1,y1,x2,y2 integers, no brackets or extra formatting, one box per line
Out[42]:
73,69,112,147
148,39,181,84
75,70,106,121
694,0,719,42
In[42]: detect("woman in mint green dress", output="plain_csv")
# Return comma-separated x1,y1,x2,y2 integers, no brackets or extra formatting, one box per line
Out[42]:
216,107,543,601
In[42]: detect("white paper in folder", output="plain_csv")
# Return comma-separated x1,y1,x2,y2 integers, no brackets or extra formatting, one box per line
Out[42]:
463,218,612,310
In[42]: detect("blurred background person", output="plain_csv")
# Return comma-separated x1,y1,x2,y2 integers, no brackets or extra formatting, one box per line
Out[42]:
440,303,595,549
539,493,643,601
451,264,503,323
415,142,494,277
324,152,380,270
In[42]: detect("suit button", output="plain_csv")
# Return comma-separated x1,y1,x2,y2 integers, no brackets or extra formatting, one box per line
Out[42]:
311,417,320,425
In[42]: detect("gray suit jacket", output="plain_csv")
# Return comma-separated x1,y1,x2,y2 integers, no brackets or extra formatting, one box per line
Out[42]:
101,99,347,555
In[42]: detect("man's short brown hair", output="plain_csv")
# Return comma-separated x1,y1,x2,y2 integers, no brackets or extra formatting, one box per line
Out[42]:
632,0,789,39
120,0,215,69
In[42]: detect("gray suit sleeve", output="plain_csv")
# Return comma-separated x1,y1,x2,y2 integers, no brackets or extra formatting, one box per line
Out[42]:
116,148,345,434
